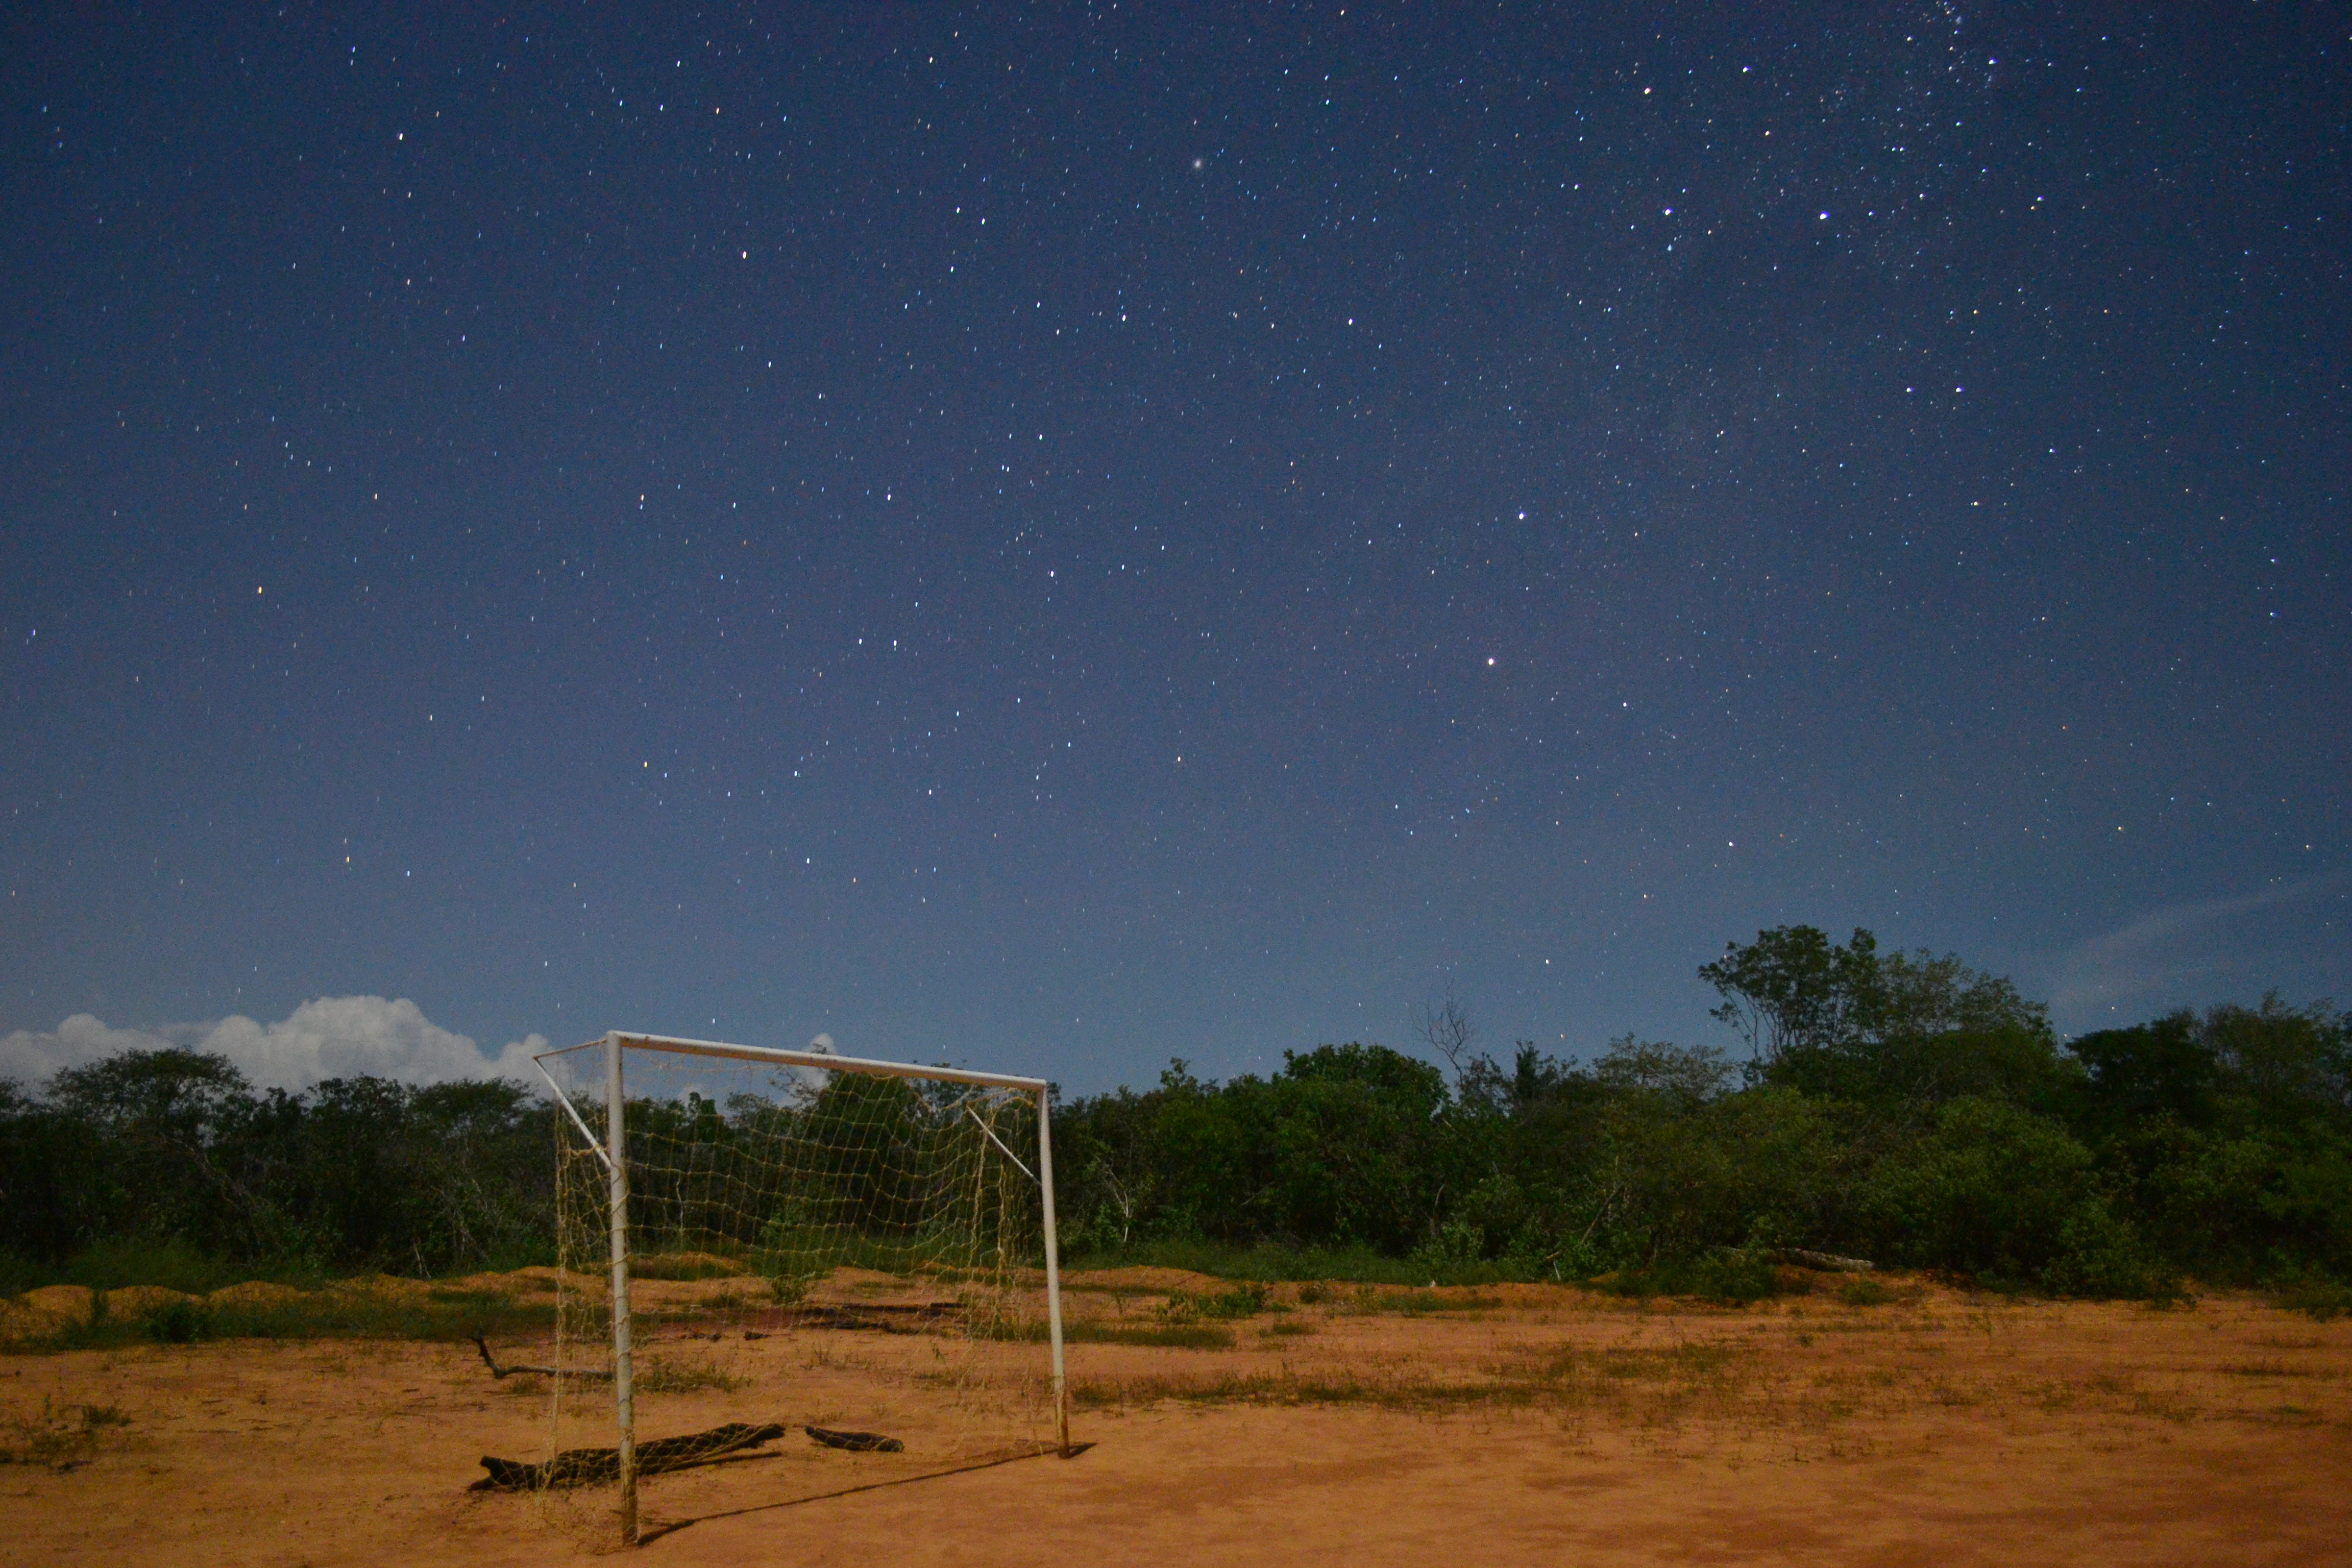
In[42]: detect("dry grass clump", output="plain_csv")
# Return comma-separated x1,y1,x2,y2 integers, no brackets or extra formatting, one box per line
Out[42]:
632,1357,745,1394
1,1399,131,1468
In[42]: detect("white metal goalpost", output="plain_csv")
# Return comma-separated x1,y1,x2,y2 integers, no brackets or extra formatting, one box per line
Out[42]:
532,1030,1070,1546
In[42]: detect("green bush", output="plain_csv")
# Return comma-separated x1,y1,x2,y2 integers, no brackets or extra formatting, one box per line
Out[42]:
1859,1098,2096,1282
2041,1205,2184,1302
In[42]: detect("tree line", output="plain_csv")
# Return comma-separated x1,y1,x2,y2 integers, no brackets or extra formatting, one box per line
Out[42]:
1054,928,2351,1296
3,926,2346,1300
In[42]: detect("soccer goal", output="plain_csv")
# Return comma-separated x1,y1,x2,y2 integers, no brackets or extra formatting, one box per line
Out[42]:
529,1031,1069,1545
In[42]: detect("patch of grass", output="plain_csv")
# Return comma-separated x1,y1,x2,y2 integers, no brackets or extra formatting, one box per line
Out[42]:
1558,1342,1738,1383
2273,1281,2352,1321
1362,1289,1502,1316
1839,1278,1899,1307
1160,1283,1272,1321
1070,1332,1790,1425
1070,1369,1502,1412
1260,1319,1315,1338
0,1399,131,1467
1067,1238,1541,1288
2218,1362,2325,1379
630,1252,750,1282
17,1284,556,1353
1593,1251,1783,1306
1066,1320,1235,1350
633,1358,744,1393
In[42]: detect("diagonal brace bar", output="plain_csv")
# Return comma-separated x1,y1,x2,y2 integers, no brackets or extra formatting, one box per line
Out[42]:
965,1102,1039,1185
533,1054,615,1174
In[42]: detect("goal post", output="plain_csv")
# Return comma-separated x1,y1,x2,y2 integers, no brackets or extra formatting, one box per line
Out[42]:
532,1030,1071,1546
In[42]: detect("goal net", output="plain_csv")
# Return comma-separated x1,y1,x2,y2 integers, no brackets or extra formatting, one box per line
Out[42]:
528,1032,1069,1542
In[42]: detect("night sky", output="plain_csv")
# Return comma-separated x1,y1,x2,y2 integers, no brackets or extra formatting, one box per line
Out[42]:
4,4,2346,1094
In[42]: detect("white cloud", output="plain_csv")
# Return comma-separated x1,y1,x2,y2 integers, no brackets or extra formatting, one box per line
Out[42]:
0,996,548,1094
0,1014,176,1086
2048,872,2351,1025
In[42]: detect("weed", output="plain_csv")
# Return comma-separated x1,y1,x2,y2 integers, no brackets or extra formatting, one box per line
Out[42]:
1159,1283,1270,1322
765,1271,818,1308
1840,1278,1898,1307
142,1298,213,1344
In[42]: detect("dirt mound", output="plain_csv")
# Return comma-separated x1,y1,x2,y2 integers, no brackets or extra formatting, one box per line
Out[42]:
103,1286,200,1317
0,1285,95,1342
205,1281,313,1309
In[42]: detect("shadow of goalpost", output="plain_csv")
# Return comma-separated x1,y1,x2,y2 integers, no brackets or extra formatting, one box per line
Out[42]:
633,1441,1095,1545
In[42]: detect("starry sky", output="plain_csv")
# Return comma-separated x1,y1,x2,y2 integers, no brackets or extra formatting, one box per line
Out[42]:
3,3,2345,1093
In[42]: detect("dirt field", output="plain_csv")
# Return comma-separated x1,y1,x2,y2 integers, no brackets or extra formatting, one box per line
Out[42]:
5,1269,2350,1565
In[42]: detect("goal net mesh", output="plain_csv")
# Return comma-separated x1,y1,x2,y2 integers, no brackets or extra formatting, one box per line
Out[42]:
531,1042,1058,1525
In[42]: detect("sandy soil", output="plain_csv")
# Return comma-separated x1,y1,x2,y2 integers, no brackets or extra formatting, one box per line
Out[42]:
5,1271,2349,1565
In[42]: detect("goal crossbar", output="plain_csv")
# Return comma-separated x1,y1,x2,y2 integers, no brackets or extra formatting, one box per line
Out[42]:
535,1031,1048,1093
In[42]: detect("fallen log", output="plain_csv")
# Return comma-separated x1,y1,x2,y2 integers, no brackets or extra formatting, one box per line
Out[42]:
472,1334,611,1381
471,1422,790,1491
805,1425,904,1453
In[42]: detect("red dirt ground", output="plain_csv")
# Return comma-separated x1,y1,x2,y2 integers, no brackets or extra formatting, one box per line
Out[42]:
5,1271,2349,1565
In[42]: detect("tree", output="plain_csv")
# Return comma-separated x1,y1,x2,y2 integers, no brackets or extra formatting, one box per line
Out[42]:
1415,985,1478,1079
1698,926,1883,1064
1700,925,2053,1105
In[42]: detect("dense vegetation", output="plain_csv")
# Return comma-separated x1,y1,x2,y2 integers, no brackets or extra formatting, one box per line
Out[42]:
0,1056,553,1294
4,926,2346,1302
